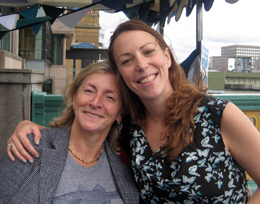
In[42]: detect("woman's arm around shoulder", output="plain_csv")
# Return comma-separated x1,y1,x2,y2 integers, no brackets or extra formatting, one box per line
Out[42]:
8,120,46,163
221,102,260,203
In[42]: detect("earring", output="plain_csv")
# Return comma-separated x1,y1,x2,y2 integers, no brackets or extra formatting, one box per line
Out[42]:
118,121,122,135
73,106,74,109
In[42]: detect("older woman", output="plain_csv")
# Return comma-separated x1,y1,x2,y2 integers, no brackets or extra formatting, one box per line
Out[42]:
0,61,139,203
7,20,260,203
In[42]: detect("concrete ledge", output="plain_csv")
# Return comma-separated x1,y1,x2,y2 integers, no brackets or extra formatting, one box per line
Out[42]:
0,50,24,69
0,69,44,84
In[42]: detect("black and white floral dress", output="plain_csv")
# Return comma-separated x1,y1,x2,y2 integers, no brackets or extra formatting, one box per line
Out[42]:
121,96,249,203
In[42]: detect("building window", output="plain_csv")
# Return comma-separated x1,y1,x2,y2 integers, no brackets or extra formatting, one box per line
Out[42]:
0,7,12,52
53,35,63,65
19,26,36,59
81,60,84,70
0,25,10,51
19,21,54,63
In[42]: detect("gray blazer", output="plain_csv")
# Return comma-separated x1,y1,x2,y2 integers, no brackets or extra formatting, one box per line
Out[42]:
0,127,139,204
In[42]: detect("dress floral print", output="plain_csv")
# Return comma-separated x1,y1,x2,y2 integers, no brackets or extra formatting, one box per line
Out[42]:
122,96,249,203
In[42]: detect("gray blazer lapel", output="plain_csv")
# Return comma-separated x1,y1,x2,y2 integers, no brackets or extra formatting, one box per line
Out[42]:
105,140,139,204
38,127,70,203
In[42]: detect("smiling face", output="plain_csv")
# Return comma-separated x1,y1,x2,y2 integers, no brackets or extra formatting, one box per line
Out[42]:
113,30,173,103
72,72,122,136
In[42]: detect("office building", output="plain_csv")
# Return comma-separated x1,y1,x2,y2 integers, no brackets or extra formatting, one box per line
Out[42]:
209,45,260,73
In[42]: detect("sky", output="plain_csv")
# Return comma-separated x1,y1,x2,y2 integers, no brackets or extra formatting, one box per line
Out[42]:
99,0,260,62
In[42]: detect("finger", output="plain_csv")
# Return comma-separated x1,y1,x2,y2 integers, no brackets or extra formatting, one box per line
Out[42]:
7,139,15,162
15,131,40,161
9,144,29,164
10,132,35,163
31,126,42,146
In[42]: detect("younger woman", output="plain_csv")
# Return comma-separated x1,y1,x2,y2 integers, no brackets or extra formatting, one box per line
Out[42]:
7,20,260,203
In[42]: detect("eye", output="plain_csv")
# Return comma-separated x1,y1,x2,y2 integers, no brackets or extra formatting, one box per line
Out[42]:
144,49,154,55
106,96,115,101
122,58,133,65
84,89,94,94
105,93,118,102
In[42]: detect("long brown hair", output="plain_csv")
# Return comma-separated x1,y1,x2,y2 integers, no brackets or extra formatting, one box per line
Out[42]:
49,61,126,153
108,20,208,160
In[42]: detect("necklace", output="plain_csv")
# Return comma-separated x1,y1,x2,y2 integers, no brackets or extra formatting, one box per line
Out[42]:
68,145,103,164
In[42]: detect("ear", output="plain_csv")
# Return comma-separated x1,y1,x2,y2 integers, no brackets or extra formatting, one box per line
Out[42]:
164,47,172,68
116,114,123,124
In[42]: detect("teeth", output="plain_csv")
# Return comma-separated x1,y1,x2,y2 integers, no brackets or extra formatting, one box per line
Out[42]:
86,113,100,118
139,75,155,84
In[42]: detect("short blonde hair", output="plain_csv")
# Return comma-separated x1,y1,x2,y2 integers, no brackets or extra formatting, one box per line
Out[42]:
49,60,125,153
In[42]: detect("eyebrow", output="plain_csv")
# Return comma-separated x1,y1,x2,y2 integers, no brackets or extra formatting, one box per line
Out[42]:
86,83,119,95
140,42,153,50
118,42,154,59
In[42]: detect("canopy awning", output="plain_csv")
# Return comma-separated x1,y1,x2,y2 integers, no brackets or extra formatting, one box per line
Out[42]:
0,0,239,27
0,0,239,54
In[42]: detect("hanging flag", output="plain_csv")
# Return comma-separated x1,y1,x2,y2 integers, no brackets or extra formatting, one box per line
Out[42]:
20,5,46,35
20,4,39,18
16,16,51,29
31,6,46,35
42,5,65,24
0,14,19,30
58,7,91,28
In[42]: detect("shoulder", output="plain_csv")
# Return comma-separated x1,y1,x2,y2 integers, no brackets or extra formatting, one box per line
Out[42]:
199,96,229,108
40,126,70,137
197,96,230,119
28,126,71,150
104,139,129,175
104,140,139,203
104,139,119,159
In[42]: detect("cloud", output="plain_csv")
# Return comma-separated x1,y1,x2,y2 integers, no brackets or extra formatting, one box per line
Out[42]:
100,11,128,47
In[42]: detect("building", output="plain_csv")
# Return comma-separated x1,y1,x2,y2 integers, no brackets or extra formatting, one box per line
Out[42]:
209,45,260,73
0,6,74,94
208,56,221,71
0,6,105,94
67,10,103,84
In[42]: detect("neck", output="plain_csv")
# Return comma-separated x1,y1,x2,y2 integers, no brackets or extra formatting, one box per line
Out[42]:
141,94,172,124
144,100,165,124
69,122,107,164
140,82,173,123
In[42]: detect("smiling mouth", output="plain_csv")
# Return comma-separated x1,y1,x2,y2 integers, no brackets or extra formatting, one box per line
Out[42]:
86,112,101,118
139,74,156,84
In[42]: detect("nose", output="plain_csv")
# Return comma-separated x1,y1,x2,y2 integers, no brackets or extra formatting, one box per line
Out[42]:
136,54,148,71
90,94,102,108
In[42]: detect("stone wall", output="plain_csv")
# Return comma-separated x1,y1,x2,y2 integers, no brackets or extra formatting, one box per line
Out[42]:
0,69,44,157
